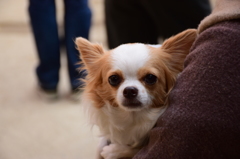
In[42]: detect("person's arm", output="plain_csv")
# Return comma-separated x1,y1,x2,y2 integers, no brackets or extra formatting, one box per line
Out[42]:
133,19,240,159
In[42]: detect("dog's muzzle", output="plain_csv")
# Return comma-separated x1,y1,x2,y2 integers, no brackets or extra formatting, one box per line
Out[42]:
122,87,142,108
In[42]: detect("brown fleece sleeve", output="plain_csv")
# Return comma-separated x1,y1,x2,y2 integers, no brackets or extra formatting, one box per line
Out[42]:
133,20,240,159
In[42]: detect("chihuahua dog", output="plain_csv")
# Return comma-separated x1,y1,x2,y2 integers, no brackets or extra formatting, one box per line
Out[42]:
76,29,197,159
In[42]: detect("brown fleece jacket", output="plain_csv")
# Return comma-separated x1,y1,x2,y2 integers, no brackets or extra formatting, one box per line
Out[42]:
198,0,240,33
131,0,240,158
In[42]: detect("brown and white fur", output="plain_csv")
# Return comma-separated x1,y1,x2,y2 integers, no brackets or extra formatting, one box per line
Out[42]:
75,29,197,159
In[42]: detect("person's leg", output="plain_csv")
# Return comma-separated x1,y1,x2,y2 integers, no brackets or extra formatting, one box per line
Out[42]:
28,0,60,90
142,0,211,39
64,0,91,90
105,0,158,49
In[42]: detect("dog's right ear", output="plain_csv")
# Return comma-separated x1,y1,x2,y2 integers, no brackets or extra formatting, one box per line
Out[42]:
75,37,104,70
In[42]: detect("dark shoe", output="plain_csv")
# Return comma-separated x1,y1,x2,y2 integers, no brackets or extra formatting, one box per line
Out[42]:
37,86,58,101
69,88,83,102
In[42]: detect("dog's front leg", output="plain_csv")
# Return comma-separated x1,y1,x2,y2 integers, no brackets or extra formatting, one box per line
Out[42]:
100,143,139,159
96,137,109,159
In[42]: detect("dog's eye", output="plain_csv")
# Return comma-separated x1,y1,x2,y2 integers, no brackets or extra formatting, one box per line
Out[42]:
108,75,121,86
144,74,157,85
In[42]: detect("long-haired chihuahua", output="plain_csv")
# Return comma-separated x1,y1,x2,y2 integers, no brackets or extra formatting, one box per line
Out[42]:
76,29,197,159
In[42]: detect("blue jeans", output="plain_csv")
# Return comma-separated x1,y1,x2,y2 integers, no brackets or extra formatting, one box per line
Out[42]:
28,0,91,90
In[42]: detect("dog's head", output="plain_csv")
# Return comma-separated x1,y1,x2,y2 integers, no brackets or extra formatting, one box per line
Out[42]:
76,29,197,111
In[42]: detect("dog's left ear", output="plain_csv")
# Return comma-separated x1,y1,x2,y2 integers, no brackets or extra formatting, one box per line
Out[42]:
161,29,197,74
160,29,197,95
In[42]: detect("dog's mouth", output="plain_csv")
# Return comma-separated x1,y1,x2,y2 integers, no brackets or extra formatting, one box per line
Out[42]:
122,99,142,108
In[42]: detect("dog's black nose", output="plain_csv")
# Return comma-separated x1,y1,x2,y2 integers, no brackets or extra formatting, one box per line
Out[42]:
123,87,138,99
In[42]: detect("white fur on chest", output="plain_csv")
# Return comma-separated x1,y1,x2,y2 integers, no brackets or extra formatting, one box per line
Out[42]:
82,94,166,148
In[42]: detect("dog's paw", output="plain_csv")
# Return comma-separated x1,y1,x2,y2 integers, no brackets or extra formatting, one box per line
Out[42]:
100,144,138,159
101,144,118,159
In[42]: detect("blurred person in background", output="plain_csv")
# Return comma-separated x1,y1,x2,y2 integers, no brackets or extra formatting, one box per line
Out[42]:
104,0,211,49
28,0,91,100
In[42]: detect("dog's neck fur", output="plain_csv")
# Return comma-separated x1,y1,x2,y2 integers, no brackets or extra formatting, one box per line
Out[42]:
82,94,166,148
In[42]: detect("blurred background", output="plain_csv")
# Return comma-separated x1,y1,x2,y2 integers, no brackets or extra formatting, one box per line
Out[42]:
0,1,104,159
0,0,215,159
